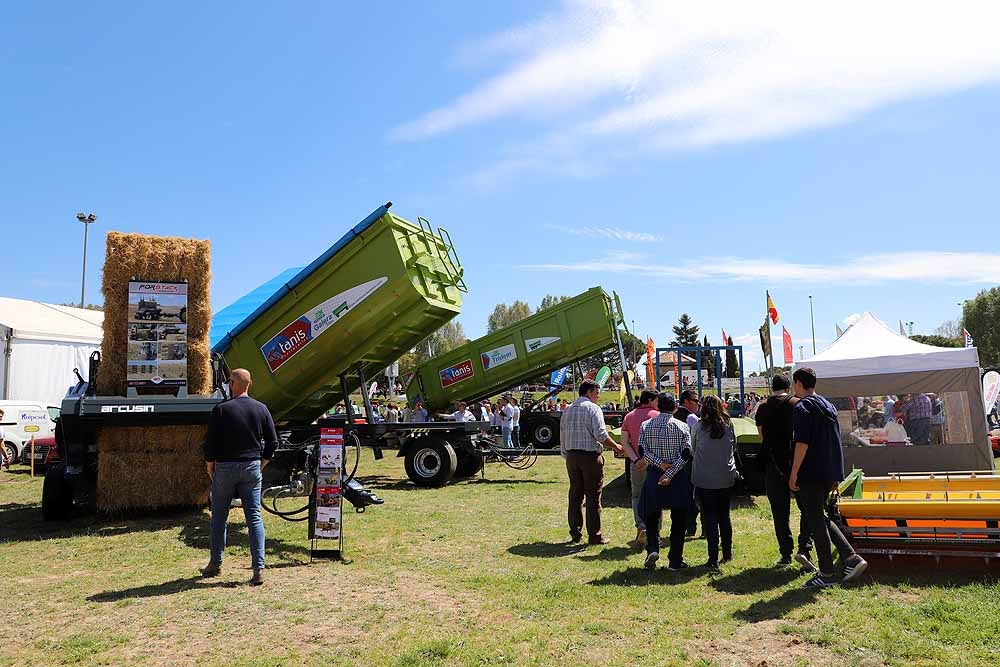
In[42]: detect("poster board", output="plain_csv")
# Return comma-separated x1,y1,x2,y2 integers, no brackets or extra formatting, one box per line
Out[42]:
310,426,344,559
127,280,188,393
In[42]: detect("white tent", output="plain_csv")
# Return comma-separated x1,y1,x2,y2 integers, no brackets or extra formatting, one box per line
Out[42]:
796,312,991,474
0,297,104,406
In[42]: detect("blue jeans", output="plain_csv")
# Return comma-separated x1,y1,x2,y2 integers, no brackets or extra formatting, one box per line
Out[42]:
210,460,265,570
502,426,512,447
512,425,520,446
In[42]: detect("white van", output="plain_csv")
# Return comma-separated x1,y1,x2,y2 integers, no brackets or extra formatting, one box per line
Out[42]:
0,401,60,464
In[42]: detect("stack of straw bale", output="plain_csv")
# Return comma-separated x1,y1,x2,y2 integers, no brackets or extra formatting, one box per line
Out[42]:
96,232,213,512
97,231,212,396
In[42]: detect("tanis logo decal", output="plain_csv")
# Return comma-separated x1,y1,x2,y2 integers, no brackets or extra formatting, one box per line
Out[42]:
439,359,474,388
261,277,388,372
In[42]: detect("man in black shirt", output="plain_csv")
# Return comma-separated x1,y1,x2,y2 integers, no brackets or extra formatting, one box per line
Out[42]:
201,368,279,586
755,374,811,567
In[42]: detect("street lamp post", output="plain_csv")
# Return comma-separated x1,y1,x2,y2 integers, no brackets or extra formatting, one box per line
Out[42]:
799,344,804,361
76,213,97,308
808,295,816,354
906,321,914,337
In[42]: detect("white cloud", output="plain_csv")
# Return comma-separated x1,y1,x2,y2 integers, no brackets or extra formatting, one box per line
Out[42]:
545,224,661,243
518,251,1000,285
391,1,1000,183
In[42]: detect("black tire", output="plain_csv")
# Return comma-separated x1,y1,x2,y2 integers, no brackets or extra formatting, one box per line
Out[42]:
532,421,558,448
3,441,17,465
42,462,74,521
179,307,187,323
454,450,484,478
403,438,457,487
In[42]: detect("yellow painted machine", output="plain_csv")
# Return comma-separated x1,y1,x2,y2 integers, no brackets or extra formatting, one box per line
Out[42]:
835,469,1000,561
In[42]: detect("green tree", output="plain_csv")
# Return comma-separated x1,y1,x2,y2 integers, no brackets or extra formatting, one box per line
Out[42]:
538,294,571,311
487,300,532,334
963,288,1000,365
415,320,467,364
670,313,700,348
724,336,740,379
700,334,715,380
909,334,962,348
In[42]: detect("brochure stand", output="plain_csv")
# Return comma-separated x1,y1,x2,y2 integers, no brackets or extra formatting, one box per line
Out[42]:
310,425,345,560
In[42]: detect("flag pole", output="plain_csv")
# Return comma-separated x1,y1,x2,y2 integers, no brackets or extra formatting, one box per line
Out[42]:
765,291,774,375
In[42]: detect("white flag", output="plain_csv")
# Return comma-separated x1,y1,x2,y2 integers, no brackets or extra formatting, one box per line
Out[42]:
964,328,974,348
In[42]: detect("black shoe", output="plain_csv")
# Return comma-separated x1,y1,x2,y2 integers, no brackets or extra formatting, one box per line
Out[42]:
776,556,793,567
569,532,582,544
644,552,659,570
588,536,611,545
250,568,264,586
721,553,733,564
666,561,689,572
841,556,868,584
704,560,720,571
200,563,221,578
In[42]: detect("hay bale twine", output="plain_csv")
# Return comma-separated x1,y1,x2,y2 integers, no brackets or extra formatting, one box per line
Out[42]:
97,231,212,396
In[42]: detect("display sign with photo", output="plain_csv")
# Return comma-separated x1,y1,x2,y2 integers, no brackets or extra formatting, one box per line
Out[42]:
312,427,344,541
127,281,188,388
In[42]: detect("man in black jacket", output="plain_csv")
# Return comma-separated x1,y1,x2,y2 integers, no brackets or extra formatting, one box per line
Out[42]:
201,368,279,586
755,374,811,567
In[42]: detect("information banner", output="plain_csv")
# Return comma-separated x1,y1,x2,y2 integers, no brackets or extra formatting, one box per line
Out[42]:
127,281,188,388
311,427,344,545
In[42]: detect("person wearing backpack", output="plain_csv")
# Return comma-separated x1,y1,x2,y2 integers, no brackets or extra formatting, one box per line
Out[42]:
755,374,812,567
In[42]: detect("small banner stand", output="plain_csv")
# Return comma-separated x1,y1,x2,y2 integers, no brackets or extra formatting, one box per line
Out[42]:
310,424,345,560
126,279,189,398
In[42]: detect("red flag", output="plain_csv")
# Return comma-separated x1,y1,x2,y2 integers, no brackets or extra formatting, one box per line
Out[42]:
782,327,793,365
767,291,779,325
721,328,728,348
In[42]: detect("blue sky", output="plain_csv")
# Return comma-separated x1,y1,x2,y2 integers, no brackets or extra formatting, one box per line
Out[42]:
4,1,999,371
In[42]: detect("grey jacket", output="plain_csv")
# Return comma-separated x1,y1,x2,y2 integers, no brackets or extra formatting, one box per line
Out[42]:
691,421,737,489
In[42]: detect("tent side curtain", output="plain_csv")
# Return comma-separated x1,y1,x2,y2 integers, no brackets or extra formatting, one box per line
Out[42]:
818,366,993,471
8,338,99,405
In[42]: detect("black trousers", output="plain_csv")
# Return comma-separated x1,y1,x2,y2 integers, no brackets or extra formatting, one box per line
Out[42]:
796,481,856,575
765,464,812,558
696,488,732,564
645,506,688,566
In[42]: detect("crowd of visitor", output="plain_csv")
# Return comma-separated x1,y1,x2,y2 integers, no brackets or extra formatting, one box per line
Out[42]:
560,369,869,587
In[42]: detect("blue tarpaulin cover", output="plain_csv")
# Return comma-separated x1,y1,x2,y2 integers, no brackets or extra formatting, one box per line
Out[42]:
210,267,302,349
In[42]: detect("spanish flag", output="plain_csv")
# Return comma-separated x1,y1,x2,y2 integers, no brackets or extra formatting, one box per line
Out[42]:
767,291,779,324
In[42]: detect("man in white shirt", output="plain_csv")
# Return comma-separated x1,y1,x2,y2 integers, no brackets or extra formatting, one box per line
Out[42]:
443,401,475,422
510,397,522,446
0,409,9,469
500,396,514,446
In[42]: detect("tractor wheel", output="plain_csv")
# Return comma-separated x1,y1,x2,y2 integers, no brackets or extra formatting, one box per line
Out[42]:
403,438,457,487
454,450,484,478
42,462,74,521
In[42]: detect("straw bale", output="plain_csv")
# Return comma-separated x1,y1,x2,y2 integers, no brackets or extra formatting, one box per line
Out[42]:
98,231,212,396
96,425,209,512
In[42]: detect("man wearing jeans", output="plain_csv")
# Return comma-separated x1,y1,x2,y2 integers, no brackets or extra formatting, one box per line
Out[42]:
789,367,868,588
620,390,660,547
201,368,278,586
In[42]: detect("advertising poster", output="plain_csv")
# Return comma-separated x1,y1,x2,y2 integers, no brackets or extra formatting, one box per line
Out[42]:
313,427,344,542
127,281,188,388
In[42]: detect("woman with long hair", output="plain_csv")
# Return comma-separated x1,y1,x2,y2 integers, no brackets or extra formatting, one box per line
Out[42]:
691,394,738,569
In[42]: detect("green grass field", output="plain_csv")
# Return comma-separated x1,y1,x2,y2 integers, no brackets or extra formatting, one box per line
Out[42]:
2,454,999,667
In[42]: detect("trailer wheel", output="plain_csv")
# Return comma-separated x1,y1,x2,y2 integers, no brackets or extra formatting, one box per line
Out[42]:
42,462,73,521
404,438,457,487
533,422,558,448
454,451,484,478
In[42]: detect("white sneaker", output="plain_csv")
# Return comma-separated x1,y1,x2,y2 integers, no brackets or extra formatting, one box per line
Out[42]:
795,552,818,573
841,556,868,584
644,552,659,570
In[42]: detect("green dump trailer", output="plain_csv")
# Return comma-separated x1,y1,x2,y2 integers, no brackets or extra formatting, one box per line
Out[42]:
212,202,467,427
406,287,631,448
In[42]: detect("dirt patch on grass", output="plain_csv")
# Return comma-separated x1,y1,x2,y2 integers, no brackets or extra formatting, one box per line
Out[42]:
686,619,880,667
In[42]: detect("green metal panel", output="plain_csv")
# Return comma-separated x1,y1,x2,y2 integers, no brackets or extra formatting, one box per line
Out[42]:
221,210,465,425
409,287,622,412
